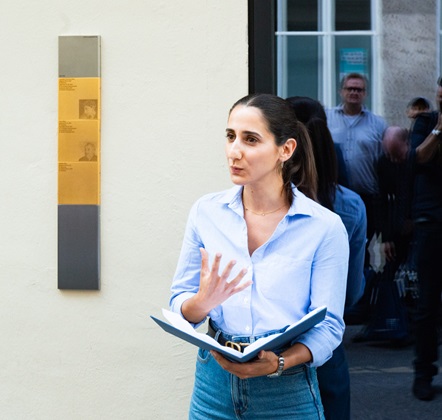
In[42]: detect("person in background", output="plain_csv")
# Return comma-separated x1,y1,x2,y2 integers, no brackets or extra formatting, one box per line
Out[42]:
326,72,388,323
288,96,367,420
169,93,349,419
353,126,414,345
326,72,387,250
409,78,442,401
379,126,412,266
406,97,432,121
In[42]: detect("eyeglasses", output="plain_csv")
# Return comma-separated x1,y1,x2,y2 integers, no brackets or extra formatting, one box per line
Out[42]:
343,87,365,93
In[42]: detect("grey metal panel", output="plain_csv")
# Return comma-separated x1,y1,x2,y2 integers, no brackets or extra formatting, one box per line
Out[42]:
58,205,100,290
58,36,101,78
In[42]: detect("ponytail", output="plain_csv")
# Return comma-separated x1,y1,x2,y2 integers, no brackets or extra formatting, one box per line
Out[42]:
282,120,318,203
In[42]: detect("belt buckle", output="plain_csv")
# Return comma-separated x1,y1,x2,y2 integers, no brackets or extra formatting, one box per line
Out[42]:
225,341,249,353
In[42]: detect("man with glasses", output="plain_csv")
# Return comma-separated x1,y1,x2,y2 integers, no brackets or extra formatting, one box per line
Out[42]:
326,73,387,323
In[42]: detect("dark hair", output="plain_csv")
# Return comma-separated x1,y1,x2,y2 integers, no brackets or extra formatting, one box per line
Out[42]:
286,96,338,211
229,93,318,203
406,96,431,110
340,72,368,90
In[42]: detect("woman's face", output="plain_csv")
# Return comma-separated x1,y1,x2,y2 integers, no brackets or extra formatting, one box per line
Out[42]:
225,105,286,187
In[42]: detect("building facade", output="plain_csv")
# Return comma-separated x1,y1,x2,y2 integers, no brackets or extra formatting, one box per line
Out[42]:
250,0,440,126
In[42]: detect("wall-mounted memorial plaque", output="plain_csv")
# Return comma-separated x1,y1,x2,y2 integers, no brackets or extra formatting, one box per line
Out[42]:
58,36,101,290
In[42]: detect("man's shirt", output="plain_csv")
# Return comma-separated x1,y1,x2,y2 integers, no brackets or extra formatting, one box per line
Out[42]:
326,105,387,196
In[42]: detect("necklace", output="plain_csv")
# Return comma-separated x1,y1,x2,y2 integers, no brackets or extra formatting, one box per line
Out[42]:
245,204,286,216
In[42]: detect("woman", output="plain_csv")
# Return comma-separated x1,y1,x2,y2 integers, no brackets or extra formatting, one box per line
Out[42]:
170,93,349,419
287,96,367,420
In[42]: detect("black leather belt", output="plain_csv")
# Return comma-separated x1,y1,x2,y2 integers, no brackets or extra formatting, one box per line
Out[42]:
207,321,250,353
207,319,289,353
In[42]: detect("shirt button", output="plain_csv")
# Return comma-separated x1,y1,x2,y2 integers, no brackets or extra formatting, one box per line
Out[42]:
244,297,249,304
245,325,251,332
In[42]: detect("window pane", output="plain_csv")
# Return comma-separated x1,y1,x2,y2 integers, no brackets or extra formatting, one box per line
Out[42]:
286,0,318,31
335,36,372,108
335,0,371,31
279,36,320,99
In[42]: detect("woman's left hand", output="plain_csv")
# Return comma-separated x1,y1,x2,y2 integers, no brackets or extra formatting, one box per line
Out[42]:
210,350,279,379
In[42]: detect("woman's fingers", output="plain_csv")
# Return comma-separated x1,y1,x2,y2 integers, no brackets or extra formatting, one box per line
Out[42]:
229,267,249,286
220,258,237,281
199,248,209,273
200,250,251,297
211,252,224,278
235,278,253,293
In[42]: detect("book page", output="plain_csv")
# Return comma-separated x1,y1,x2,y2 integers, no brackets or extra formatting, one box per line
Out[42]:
161,309,243,357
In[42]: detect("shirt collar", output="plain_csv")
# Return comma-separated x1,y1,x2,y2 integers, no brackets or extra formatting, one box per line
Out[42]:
218,184,314,217
337,103,367,114
288,187,314,217
219,186,243,212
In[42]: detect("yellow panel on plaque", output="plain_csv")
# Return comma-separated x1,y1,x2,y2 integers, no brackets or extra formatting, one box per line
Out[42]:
58,78,101,205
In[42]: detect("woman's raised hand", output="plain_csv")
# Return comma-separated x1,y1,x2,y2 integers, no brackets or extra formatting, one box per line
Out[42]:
181,248,251,323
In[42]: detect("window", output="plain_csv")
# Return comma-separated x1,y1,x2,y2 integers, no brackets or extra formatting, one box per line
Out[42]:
276,0,379,110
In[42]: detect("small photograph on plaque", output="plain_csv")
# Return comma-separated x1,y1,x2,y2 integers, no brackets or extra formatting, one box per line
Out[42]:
79,99,98,120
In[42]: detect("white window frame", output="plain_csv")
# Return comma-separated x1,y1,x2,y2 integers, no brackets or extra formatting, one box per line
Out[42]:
276,0,382,113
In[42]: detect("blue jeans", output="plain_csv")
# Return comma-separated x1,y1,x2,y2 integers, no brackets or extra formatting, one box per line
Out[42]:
189,348,324,419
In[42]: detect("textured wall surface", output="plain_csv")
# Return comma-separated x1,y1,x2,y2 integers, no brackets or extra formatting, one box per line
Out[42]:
0,1,247,418
381,0,438,126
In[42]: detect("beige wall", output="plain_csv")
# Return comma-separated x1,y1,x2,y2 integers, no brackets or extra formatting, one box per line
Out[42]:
0,1,248,418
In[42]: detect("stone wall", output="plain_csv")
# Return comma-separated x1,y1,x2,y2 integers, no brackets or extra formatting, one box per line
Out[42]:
382,0,438,126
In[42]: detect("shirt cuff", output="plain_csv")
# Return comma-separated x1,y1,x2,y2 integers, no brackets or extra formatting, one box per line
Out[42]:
170,292,207,329
295,332,334,367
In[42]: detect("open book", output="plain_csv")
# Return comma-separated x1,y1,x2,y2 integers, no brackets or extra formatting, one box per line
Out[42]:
151,306,326,363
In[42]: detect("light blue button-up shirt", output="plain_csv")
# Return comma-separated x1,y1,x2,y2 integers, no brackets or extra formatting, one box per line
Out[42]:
170,185,349,367
326,105,387,195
